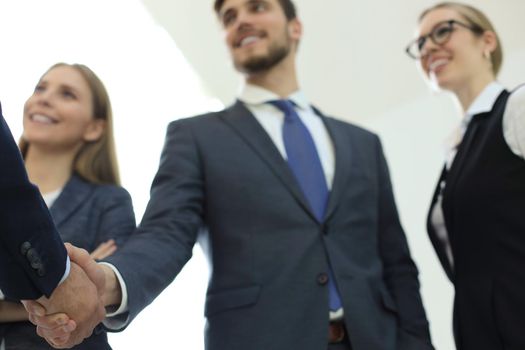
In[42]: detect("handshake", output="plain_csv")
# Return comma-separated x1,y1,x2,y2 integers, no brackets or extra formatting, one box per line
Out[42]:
22,243,120,349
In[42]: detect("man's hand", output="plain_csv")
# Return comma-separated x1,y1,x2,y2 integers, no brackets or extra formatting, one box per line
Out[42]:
23,244,106,348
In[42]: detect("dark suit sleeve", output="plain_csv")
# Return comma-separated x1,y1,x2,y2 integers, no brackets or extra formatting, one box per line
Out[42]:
105,119,204,327
0,105,67,300
374,136,434,349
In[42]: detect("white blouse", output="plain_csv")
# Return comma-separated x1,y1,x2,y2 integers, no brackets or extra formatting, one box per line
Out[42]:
42,187,62,208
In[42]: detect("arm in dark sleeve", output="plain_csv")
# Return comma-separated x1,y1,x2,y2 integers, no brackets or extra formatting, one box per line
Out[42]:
375,136,434,349
0,104,67,300
104,118,205,327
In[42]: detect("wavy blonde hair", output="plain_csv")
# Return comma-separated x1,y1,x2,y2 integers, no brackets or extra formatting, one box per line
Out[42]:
20,63,121,185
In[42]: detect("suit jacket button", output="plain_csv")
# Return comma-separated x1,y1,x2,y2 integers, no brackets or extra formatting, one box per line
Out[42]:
20,241,32,255
317,273,329,285
31,259,43,269
26,248,39,263
37,267,46,277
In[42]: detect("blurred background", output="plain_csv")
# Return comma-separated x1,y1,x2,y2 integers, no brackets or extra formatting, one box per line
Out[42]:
1,1,524,349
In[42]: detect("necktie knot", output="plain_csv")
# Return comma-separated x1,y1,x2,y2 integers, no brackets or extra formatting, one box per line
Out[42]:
267,99,298,122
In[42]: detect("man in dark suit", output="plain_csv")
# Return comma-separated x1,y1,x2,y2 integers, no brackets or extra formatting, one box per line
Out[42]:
32,0,434,349
0,103,105,347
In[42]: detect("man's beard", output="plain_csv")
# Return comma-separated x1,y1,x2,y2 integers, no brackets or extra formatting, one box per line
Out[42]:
236,38,291,74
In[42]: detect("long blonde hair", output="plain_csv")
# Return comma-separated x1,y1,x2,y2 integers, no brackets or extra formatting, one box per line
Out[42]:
419,2,503,76
20,63,121,185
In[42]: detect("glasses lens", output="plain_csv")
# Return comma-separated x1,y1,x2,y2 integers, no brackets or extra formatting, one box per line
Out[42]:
406,37,424,59
432,23,453,44
407,21,460,59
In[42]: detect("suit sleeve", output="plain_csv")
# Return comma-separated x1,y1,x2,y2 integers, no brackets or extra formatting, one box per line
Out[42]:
0,105,67,300
105,119,204,327
374,136,434,349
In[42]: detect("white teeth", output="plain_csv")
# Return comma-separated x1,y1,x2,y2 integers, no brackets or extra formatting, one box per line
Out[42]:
31,114,56,124
240,36,259,47
429,58,449,72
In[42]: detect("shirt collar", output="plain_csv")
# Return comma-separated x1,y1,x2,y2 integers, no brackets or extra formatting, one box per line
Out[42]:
443,81,505,159
465,81,504,118
238,83,311,111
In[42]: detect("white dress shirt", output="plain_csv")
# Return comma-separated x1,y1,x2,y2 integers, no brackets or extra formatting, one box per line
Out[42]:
432,82,525,267
239,84,335,188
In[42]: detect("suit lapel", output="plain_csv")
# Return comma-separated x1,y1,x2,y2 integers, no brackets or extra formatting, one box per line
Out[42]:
50,175,92,226
220,100,316,221
315,109,351,221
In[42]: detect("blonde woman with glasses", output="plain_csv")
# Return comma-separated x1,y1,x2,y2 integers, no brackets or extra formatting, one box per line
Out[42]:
406,2,525,350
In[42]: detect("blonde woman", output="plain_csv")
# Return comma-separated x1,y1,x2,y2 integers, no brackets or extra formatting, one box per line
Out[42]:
0,63,135,350
406,2,525,349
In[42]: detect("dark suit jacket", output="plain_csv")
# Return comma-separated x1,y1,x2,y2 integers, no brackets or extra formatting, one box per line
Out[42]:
2,175,136,350
107,101,433,350
0,103,66,300
427,89,525,350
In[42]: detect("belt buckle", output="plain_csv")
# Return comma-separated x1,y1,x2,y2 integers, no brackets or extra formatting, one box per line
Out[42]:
328,320,345,344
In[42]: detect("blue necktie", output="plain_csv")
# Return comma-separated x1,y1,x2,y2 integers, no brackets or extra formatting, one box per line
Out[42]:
268,99,342,311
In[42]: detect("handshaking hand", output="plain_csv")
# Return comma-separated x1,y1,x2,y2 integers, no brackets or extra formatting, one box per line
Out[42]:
23,243,106,348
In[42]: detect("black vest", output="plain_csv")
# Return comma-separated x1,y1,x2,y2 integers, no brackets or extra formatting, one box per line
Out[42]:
428,90,525,349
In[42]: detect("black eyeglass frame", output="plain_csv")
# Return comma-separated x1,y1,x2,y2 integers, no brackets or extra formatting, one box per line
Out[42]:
405,19,484,59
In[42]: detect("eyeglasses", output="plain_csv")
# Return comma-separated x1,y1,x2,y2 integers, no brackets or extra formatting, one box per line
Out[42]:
405,20,483,59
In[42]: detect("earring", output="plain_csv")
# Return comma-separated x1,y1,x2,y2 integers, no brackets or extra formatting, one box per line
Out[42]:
483,50,491,60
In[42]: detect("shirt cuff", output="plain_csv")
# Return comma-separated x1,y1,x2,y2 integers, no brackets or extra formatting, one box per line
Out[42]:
0,289,4,300
58,256,71,285
98,262,129,330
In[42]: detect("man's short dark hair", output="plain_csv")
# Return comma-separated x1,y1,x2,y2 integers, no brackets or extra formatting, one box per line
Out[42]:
214,0,297,21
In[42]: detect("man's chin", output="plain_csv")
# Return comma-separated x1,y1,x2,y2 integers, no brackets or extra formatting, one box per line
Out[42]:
235,57,271,74
233,44,289,75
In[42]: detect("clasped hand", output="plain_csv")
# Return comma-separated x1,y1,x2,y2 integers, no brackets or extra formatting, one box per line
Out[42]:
22,243,106,348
